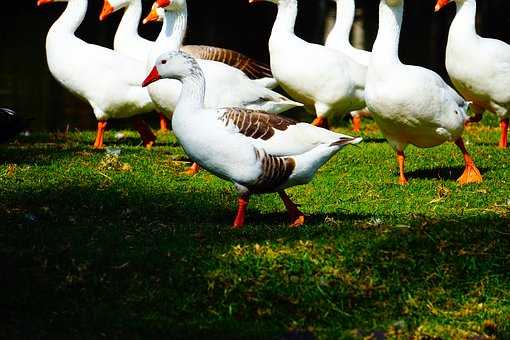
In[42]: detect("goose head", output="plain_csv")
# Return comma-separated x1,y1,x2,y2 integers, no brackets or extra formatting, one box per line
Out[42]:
37,0,68,6
155,0,186,11
142,51,200,87
434,0,454,12
143,2,164,24
99,0,133,21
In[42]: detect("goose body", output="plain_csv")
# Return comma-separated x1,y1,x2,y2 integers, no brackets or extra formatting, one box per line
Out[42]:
365,0,482,185
252,0,366,128
435,0,510,148
143,51,361,228
38,0,156,148
146,0,302,117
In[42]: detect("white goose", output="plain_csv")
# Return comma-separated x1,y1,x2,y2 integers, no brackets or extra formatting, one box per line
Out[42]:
325,0,372,132
99,0,276,132
37,0,156,149
435,0,510,149
365,0,482,185
250,0,366,129
145,0,301,118
100,0,273,80
143,51,361,228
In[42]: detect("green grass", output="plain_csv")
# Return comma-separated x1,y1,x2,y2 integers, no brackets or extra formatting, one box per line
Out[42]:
1,117,509,339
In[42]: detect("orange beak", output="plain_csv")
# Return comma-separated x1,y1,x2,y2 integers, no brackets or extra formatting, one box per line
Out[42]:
99,0,114,21
142,67,161,87
434,0,450,12
37,0,53,6
143,6,160,24
156,0,171,8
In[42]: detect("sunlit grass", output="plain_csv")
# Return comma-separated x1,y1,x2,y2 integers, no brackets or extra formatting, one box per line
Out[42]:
1,117,509,339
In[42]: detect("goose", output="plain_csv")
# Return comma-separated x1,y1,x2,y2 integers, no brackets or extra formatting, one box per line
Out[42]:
325,0,372,132
146,0,299,116
149,0,302,175
435,0,510,149
37,0,156,149
100,0,273,80
99,0,274,132
142,51,361,228
0,108,27,144
365,0,482,185
249,0,366,129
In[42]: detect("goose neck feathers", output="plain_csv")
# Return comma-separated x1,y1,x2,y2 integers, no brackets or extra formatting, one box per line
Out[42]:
272,0,298,36
371,0,403,67
326,0,355,50
50,0,87,35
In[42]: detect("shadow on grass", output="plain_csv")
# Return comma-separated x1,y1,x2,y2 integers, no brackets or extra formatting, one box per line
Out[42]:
406,165,490,181
1,184,509,339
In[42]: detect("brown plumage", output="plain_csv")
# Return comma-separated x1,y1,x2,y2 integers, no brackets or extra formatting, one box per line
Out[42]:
219,108,297,140
181,45,273,79
249,149,295,193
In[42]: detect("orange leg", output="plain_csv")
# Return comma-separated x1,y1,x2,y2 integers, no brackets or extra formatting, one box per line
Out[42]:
233,195,249,229
93,120,107,149
159,112,170,133
499,118,508,149
351,115,362,133
455,138,483,185
397,150,408,185
133,117,156,148
311,117,328,129
185,162,201,176
278,191,305,227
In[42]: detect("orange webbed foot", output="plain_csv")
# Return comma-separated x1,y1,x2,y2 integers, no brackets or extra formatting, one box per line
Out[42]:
457,163,483,185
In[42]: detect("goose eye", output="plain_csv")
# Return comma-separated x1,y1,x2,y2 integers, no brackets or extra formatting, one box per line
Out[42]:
161,60,167,65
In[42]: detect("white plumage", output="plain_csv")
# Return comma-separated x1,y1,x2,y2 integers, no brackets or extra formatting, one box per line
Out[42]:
365,0,482,185
39,0,156,148
436,0,510,148
252,0,366,128
143,51,361,228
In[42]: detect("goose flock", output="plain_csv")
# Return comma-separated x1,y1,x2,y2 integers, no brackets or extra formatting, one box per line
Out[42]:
30,0,507,227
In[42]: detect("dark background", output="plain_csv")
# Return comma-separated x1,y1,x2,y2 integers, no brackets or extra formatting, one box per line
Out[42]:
1,0,509,131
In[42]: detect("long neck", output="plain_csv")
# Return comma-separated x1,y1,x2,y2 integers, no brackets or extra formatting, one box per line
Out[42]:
159,8,187,50
175,70,206,114
272,0,298,35
329,0,355,47
450,0,477,39
149,9,187,68
51,0,88,35
114,0,142,48
372,0,402,65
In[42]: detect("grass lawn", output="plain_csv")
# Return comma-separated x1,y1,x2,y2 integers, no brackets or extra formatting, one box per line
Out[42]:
1,117,509,339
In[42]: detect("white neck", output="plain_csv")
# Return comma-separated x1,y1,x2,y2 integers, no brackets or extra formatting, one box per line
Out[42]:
50,0,88,35
450,0,478,39
372,0,402,65
272,0,298,36
328,0,355,49
149,9,187,68
114,0,143,50
175,70,206,115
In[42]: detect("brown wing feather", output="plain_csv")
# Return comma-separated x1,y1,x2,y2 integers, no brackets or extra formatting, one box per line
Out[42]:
248,149,295,193
181,45,273,79
219,108,297,141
